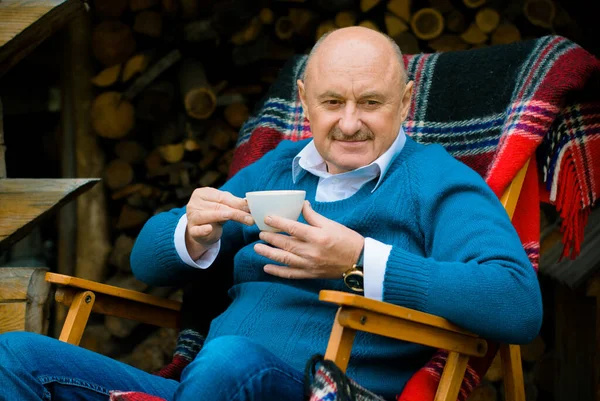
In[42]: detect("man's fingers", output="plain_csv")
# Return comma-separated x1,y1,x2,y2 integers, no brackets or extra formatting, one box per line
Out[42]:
196,188,250,213
189,206,254,226
263,264,315,279
254,243,310,269
263,215,313,240
259,232,305,254
188,224,213,238
301,201,327,228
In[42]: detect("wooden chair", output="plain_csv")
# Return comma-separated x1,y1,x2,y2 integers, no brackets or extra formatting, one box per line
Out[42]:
45,157,532,401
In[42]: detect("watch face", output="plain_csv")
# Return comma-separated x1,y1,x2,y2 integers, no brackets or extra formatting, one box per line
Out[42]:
345,273,364,291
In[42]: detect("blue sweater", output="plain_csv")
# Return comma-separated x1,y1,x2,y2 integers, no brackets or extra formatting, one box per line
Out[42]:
131,136,543,399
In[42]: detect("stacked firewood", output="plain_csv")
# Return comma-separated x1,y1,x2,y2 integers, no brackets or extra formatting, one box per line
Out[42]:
82,0,570,393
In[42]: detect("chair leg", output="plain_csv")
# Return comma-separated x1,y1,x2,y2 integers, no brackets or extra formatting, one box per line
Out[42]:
500,344,526,401
324,308,357,373
58,290,95,345
434,351,469,401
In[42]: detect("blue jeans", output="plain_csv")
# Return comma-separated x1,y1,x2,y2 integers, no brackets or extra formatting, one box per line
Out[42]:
0,332,305,401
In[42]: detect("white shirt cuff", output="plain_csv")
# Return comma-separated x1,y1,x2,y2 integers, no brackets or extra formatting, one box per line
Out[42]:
363,237,392,301
175,214,221,269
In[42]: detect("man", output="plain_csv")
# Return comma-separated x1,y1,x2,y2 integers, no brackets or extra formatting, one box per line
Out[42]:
0,27,542,401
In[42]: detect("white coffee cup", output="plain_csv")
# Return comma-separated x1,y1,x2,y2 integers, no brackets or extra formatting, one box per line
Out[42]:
245,190,306,232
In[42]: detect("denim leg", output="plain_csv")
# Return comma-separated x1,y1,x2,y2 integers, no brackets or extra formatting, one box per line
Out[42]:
0,331,178,401
177,335,305,401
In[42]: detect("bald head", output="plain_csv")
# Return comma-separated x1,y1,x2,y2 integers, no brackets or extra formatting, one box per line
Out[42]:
302,27,408,86
295,25,414,175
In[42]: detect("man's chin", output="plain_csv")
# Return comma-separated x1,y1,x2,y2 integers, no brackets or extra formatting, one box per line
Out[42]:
329,158,372,174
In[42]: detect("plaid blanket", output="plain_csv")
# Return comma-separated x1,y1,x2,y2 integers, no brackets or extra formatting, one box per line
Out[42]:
111,35,600,401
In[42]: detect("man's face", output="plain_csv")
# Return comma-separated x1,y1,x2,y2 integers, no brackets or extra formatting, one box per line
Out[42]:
297,45,413,175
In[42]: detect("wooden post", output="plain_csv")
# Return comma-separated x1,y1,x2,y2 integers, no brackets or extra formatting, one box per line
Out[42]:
0,97,5,178
586,273,600,401
554,283,596,401
0,267,51,335
60,8,111,287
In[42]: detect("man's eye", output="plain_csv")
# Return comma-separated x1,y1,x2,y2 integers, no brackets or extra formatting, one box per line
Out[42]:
363,100,379,106
325,100,341,105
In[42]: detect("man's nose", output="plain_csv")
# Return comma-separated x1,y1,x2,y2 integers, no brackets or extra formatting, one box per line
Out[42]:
338,104,362,135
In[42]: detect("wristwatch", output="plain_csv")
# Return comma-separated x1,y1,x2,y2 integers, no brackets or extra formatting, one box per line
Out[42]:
342,247,364,293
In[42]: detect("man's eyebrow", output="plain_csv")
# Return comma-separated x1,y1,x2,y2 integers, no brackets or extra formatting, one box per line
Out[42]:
358,91,385,99
317,91,343,100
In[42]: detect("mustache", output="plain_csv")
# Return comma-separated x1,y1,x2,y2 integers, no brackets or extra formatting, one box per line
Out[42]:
328,126,374,141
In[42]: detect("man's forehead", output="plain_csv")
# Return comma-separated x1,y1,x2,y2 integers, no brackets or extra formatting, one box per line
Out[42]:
305,60,399,96
305,41,400,85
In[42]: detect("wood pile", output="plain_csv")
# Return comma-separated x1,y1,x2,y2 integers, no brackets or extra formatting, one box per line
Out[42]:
466,334,550,401
82,0,573,386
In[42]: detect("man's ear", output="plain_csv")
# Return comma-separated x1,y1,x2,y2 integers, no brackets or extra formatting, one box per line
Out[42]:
297,79,310,121
399,80,414,122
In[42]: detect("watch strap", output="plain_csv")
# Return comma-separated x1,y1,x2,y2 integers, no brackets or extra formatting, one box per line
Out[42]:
355,244,365,270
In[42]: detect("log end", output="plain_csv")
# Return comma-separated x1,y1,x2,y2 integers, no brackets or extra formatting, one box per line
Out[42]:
411,8,444,40
184,89,217,120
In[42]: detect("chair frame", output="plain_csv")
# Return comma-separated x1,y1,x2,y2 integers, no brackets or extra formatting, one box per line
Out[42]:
45,158,531,401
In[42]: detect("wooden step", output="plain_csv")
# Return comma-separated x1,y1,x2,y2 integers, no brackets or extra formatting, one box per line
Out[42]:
0,0,83,77
0,178,99,251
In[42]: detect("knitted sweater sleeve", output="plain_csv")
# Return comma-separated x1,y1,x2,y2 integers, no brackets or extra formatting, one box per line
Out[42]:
382,147,543,344
130,140,300,287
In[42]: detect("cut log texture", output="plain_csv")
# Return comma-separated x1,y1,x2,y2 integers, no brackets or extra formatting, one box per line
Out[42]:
429,34,469,52
92,20,136,66
385,12,409,36
316,20,337,40
133,10,163,37
361,0,381,13
359,20,380,31
91,64,122,87
122,53,150,83
93,0,128,18
179,58,217,120
461,23,488,45
91,92,135,139
491,23,521,45
335,11,357,28
411,8,444,40
275,16,295,40
475,8,500,34
446,10,466,33
524,0,555,29
387,0,411,22
104,159,135,190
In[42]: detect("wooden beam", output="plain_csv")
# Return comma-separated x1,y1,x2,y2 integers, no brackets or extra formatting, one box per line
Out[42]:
0,178,99,251
0,0,83,78
61,8,111,284
0,97,5,178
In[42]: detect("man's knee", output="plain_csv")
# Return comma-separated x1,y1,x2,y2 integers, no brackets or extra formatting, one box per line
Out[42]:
0,331,45,353
180,335,303,400
0,331,49,369
185,335,277,377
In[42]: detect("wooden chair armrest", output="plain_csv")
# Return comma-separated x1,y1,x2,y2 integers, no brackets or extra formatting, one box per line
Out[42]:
46,272,182,330
45,272,181,311
319,290,476,337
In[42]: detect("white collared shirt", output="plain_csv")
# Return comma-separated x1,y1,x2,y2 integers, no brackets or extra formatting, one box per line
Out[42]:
174,128,406,301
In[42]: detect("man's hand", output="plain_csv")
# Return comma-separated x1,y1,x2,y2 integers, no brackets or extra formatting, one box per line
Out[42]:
186,187,254,259
254,201,364,279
